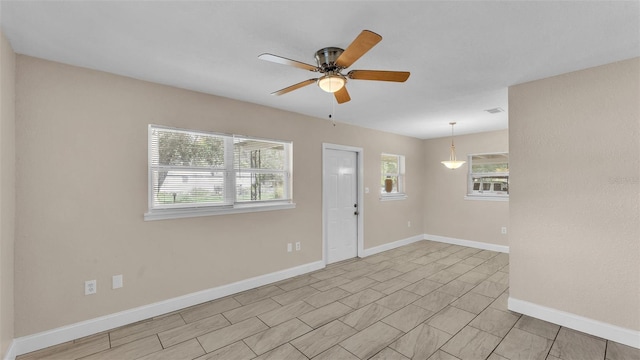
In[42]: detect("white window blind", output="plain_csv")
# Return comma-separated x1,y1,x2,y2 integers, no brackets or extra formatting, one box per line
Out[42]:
147,125,293,219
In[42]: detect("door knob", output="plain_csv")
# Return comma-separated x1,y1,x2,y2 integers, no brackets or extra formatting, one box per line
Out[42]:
354,211,359,215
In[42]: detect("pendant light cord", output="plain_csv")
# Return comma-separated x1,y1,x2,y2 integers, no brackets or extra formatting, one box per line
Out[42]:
450,122,457,161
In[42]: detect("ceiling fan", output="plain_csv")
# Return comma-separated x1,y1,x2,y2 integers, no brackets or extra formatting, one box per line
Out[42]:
258,30,410,104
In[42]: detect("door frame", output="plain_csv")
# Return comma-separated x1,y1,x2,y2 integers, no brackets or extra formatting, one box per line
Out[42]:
322,143,364,265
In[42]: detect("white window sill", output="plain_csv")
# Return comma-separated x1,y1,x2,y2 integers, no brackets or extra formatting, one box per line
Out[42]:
144,202,296,221
380,194,408,201
464,195,509,202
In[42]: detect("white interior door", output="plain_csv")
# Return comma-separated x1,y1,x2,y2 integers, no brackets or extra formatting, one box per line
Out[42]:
324,149,358,264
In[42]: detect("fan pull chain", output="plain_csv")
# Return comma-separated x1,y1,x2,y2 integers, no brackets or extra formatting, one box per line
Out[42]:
329,94,336,126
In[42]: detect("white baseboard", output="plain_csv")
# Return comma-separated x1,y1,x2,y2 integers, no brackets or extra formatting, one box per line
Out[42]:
424,234,509,253
3,342,15,360
8,260,325,359
361,234,424,257
508,297,640,349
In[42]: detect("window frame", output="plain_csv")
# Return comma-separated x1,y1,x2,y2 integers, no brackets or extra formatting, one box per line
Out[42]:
145,125,294,221
380,153,407,201
465,152,509,202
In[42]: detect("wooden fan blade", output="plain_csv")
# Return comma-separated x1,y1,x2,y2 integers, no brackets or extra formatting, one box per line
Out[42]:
334,86,351,104
271,79,318,96
258,53,319,72
347,70,410,82
335,30,382,68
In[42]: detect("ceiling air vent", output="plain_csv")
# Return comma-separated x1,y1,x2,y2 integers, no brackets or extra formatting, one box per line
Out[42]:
485,107,504,114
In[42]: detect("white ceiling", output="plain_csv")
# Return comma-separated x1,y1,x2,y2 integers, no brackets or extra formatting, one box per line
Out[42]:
1,1,638,139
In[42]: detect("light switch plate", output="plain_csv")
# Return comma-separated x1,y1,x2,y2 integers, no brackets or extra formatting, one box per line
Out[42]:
112,274,123,289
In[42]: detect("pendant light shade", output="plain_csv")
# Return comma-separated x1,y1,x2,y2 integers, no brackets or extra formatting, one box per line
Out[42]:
441,122,466,170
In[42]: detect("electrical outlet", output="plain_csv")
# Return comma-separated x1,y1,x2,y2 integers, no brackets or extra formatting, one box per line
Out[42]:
295,242,301,251
85,280,97,295
112,275,123,289
408,221,411,227
287,243,292,252
501,227,507,235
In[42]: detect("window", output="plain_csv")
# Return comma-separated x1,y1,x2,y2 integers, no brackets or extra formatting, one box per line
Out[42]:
146,125,293,220
234,136,291,203
381,153,407,200
466,153,509,200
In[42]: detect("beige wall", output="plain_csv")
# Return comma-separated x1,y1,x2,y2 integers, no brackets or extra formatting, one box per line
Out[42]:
509,58,640,331
0,31,16,356
14,55,424,336
423,130,509,247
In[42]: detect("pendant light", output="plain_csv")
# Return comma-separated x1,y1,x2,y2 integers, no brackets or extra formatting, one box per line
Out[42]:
441,122,466,170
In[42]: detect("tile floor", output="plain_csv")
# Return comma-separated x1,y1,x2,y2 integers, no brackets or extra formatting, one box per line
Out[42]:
17,240,640,360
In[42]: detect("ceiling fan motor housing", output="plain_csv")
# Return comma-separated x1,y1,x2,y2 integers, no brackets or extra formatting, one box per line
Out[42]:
315,47,344,72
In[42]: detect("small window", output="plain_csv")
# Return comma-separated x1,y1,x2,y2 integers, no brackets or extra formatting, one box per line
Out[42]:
381,153,407,200
467,153,509,200
146,125,293,220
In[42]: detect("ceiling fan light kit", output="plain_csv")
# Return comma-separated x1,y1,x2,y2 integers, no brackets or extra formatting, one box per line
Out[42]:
318,73,346,93
259,30,410,104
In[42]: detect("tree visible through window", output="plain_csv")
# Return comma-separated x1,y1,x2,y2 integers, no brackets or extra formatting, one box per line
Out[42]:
151,128,227,206
234,137,289,202
148,125,292,213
